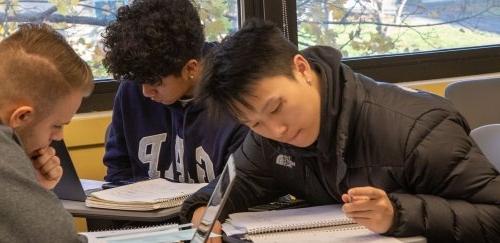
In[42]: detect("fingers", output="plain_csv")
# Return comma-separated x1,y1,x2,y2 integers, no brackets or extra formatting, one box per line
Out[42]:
32,147,56,169
192,207,207,226
341,194,351,203
345,210,374,219
38,156,61,179
347,186,385,199
32,146,62,181
343,198,374,213
208,221,223,243
212,220,222,234
43,161,63,180
342,186,395,234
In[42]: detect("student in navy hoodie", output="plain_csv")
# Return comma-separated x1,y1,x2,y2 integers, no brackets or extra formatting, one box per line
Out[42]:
101,0,247,184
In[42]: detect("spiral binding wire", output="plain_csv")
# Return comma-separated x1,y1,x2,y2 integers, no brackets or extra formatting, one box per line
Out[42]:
246,217,355,235
247,224,366,241
90,223,175,232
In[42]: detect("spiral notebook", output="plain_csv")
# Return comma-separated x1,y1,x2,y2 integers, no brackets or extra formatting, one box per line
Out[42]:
85,178,207,211
222,204,402,243
247,224,402,243
80,223,196,243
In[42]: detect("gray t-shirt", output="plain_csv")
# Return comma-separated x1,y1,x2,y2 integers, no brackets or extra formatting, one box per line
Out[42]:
0,125,85,242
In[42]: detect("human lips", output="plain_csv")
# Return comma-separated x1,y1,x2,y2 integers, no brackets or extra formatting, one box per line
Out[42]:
286,129,301,143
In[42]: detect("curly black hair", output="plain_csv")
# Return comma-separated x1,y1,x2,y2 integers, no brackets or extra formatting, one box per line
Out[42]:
102,0,204,84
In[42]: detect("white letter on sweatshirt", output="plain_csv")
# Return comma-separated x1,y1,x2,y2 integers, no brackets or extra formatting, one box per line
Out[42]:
138,133,167,179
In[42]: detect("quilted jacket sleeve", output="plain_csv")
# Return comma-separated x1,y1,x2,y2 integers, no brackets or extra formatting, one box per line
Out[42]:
388,109,500,242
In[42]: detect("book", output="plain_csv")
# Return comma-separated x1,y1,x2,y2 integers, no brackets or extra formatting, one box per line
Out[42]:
85,178,207,211
222,204,403,243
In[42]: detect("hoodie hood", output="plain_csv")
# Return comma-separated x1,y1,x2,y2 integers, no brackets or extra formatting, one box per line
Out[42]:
302,46,363,199
301,46,345,159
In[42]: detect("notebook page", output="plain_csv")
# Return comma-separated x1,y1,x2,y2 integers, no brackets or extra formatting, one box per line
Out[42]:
248,225,403,243
81,179,106,191
89,179,207,203
225,204,355,235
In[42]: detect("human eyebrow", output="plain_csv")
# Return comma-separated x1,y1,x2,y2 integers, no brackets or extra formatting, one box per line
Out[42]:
56,121,71,126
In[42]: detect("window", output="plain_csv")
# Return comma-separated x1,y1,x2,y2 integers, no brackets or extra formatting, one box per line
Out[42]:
0,0,238,80
296,0,500,57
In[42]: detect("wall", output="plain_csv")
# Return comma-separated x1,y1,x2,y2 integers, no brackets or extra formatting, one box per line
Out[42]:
65,111,111,232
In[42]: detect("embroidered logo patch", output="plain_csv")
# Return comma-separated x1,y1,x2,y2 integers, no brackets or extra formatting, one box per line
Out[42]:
275,154,296,168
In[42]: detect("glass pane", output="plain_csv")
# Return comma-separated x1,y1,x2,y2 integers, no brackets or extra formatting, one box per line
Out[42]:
296,0,500,57
0,0,238,79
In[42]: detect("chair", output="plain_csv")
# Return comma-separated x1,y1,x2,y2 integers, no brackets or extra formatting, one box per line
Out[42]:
445,78,500,130
470,124,500,171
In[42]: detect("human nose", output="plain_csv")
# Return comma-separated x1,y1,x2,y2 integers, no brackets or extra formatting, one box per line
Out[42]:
267,120,288,139
52,129,64,141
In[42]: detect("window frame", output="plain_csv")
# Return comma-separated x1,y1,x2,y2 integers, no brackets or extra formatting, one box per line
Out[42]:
79,0,500,113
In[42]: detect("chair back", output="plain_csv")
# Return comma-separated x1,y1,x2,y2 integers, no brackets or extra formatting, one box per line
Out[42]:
470,124,500,171
445,78,500,129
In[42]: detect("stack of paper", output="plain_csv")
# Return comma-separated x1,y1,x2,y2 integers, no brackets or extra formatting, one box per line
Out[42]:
85,178,207,211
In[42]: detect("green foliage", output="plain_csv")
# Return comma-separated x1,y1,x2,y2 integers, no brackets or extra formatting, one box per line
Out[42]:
1,0,499,78
48,0,79,15
298,0,500,57
195,0,233,41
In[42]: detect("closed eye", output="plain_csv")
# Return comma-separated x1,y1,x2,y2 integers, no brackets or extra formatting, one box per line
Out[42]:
271,101,282,114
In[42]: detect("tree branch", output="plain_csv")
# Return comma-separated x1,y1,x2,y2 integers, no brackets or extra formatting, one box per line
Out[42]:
299,7,492,28
0,11,111,26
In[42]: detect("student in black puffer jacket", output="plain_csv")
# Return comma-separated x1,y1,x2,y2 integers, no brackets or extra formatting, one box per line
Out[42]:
182,20,500,242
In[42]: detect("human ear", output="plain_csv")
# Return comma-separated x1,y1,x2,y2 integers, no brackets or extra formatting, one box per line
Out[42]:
292,54,313,84
182,59,200,81
9,106,34,129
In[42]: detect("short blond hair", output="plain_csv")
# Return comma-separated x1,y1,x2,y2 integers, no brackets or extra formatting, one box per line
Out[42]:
0,23,94,115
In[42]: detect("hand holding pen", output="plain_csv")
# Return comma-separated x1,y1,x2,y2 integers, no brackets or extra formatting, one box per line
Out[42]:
341,186,395,234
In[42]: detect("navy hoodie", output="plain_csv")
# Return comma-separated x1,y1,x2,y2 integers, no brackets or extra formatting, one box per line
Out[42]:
103,81,248,183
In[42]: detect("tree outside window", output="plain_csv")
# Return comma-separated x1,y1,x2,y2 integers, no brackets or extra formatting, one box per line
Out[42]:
297,0,500,57
0,0,238,79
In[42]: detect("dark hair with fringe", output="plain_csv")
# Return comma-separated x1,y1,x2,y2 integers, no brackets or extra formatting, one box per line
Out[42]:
196,19,299,121
102,0,204,84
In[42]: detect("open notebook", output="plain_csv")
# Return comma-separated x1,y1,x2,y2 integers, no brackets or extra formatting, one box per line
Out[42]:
81,157,237,242
85,178,207,211
223,204,402,243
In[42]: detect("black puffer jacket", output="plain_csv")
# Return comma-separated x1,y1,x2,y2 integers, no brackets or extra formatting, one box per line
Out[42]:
181,46,500,242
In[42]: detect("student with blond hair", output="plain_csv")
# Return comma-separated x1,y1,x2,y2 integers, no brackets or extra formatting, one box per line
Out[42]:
0,23,94,242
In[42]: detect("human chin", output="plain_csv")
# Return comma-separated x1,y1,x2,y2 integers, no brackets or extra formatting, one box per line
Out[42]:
289,133,313,147
290,127,318,147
